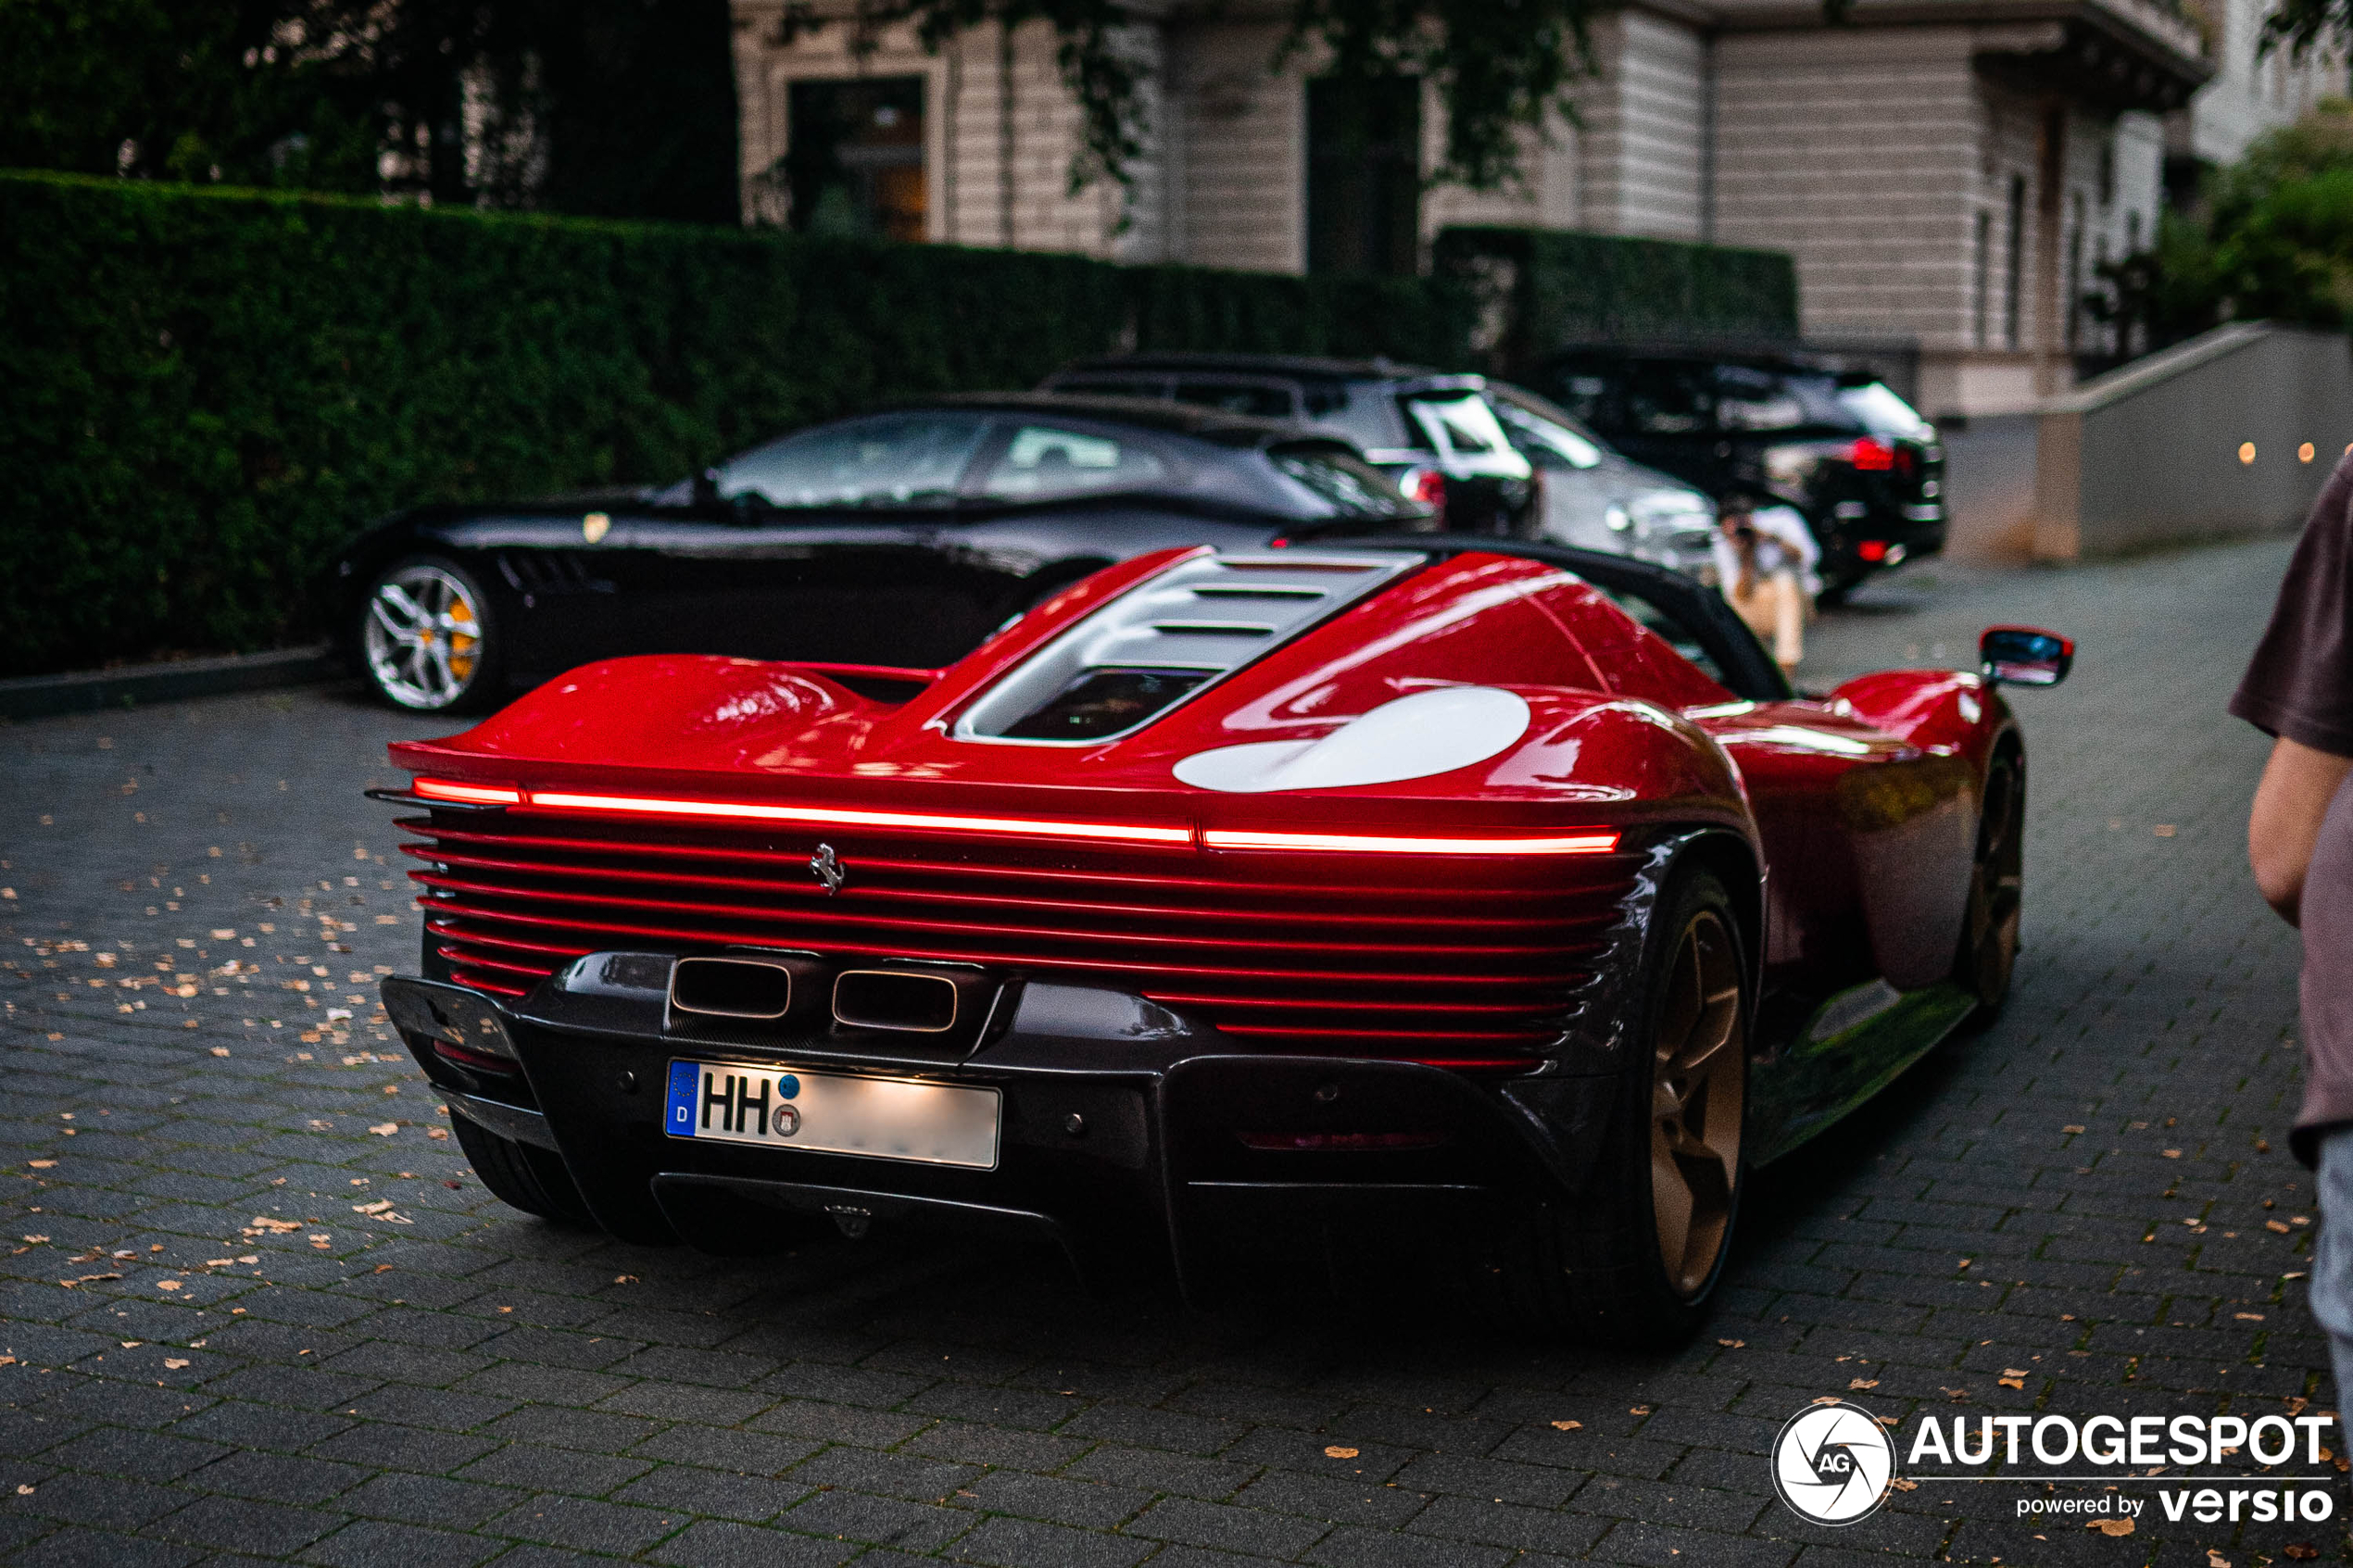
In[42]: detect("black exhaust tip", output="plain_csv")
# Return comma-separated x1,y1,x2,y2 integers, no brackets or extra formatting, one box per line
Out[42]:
832,969,962,1033
669,957,796,1020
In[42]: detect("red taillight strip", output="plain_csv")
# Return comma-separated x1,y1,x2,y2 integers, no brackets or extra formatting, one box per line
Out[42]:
414,778,524,806
508,784,1187,847
1203,828,1619,856
409,780,1613,856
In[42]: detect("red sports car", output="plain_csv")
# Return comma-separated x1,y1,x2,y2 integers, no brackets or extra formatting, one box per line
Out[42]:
376,540,2070,1342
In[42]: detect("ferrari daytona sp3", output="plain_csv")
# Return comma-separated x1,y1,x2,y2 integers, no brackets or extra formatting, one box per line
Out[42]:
376,539,2070,1342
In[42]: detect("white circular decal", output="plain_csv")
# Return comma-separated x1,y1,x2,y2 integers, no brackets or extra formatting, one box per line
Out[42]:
1172,685,1530,794
1770,1400,1896,1526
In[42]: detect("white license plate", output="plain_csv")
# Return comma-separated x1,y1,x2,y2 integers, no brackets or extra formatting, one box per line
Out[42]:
662,1060,1000,1170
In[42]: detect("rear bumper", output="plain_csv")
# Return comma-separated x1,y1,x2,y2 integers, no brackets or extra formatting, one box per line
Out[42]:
1818,508,1946,579
383,966,1617,1295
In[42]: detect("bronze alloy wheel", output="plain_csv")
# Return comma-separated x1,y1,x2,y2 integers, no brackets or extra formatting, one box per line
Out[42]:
1651,908,1745,1298
1961,759,2025,1009
364,561,486,711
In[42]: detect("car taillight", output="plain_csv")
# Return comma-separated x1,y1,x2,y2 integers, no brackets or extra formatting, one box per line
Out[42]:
1848,438,1895,471
1405,467,1448,510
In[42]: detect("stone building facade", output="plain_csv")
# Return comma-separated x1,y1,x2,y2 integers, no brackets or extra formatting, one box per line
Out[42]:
729,0,2339,416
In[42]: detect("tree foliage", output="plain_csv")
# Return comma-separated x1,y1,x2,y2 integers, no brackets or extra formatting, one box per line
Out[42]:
0,0,739,222
2092,99,2353,348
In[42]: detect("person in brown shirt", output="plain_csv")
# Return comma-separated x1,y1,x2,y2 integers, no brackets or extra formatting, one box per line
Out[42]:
2233,454,2353,1428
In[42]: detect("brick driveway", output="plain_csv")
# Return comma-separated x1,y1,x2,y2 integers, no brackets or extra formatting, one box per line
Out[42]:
0,536,2332,1567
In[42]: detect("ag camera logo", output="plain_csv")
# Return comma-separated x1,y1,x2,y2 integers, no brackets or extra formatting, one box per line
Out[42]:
1772,1400,1897,1525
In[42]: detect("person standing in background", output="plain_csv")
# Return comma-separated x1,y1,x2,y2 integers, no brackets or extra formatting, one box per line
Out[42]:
1712,493,1819,674
2235,455,2353,1438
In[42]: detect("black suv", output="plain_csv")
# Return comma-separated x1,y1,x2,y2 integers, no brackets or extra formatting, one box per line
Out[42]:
1535,348,1945,596
1040,354,1534,535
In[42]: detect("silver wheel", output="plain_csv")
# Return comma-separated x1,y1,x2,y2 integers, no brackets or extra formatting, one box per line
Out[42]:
1651,908,1744,1299
362,562,487,711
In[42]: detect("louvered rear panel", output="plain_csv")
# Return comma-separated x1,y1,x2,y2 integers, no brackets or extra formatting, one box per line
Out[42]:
401,810,1635,1062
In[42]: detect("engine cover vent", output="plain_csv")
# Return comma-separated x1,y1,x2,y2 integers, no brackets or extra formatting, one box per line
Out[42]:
952,551,1418,746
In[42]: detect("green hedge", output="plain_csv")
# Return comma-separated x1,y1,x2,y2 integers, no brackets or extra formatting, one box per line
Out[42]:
0,170,1473,676
1434,226,1800,378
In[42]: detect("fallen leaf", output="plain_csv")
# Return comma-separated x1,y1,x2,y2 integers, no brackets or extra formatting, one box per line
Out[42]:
247,1216,299,1233
1324,1445,1359,1459
2235,1311,2264,1321
2258,1138,2273,1153
1716,1338,1744,1348
2285,1543,2321,1560
2268,1220,2293,1233
120,1340,141,1348
21,1235,49,1244
163,1358,189,1369
367,1123,397,1136
1812,1396,1843,1406
354,1200,394,1214
1550,1420,1581,1431
1942,1387,1969,1401
2208,1549,2231,1568
2062,1124,2085,1134
1888,1477,1918,1490
381,1084,398,1096
1849,1378,1879,1389
1997,1374,2026,1390
613,1273,638,1284
14,1485,31,1496
156,1279,181,1291
2162,1149,2182,1160
27,1160,55,1170
426,1128,448,1140
2086,1517,2133,1536
1629,1406,1651,1416
208,1046,229,1057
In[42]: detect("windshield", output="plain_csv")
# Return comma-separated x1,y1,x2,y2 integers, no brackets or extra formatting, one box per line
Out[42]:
1835,381,1931,437
1713,366,1931,438
1271,447,1422,518
1493,400,1603,470
717,411,991,508
1403,394,1532,476
976,423,1169,500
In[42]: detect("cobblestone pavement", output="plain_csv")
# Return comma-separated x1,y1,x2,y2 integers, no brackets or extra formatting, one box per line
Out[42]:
0,535,2334,1567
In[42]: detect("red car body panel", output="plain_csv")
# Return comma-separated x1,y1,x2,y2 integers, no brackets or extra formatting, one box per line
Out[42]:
394,548,2002,1022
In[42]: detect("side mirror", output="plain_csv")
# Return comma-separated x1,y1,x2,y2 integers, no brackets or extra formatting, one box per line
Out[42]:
1980,625,2073,687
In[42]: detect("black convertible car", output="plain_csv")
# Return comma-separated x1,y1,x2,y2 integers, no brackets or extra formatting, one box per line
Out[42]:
333,394,1427,711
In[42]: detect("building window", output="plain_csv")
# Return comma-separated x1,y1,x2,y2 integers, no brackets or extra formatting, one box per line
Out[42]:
785,77,926,241
2004,173,2027,350
1307,76,1422,276
1972,208,1992,347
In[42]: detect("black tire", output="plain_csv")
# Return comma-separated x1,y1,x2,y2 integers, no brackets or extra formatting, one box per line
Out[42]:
1956,747,2025,1021
1491,865,1751,1347
451,1114,597,1226
359,555,505,712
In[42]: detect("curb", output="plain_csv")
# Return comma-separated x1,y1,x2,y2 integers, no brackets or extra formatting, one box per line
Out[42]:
0,645,347,721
